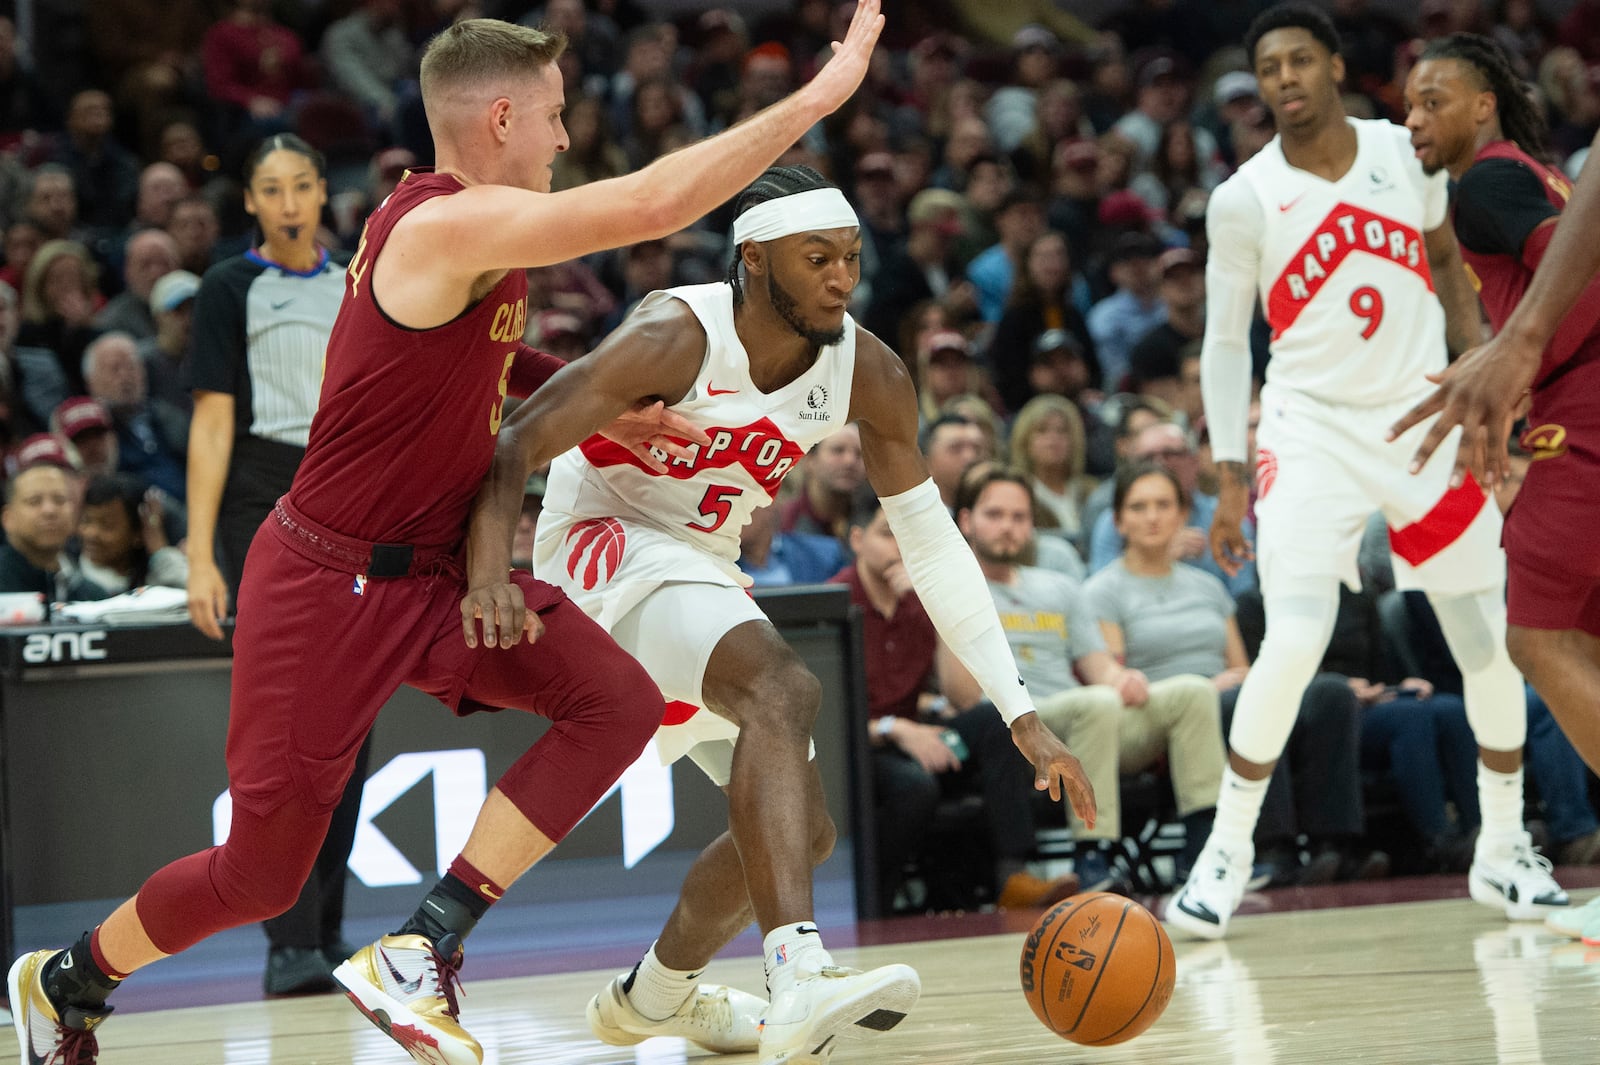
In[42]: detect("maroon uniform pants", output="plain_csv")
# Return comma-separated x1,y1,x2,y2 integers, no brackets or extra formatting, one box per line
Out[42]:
132,512,662,955
1505,361,1600,637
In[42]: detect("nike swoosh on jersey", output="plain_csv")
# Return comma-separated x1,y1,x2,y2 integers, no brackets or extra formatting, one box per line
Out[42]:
1277,195,1304,212
705,384,739,396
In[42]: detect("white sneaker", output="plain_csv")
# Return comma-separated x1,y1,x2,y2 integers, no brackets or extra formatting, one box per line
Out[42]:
1469,833,1570,921
1166,844,1253,941
759,963,920,1064
586,973,765,1053
333,933,482,1065
1546,895,1600,940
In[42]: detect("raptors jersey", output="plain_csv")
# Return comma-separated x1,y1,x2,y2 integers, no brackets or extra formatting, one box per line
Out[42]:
1217,118,1449,405
542,282,857,578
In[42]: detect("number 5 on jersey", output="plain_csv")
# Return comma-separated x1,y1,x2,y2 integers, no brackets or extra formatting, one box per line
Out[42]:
689,485,743,532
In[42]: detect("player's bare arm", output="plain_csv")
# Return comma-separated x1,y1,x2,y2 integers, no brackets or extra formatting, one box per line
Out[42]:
1392,124,1600,481
461,300,710,649
1424,223,1489,358
848,329,1096,823
378,0,882,329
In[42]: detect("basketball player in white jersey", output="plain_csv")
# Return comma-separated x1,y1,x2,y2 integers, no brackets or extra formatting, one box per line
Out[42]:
459,166,1097,1064
1166,2,1567,941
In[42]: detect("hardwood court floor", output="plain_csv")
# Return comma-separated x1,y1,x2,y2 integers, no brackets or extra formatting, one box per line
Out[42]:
47,888,1600,1065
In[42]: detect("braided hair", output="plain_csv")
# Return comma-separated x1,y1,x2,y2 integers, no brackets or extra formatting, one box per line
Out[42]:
1420,33,1548,160
726,164,837,305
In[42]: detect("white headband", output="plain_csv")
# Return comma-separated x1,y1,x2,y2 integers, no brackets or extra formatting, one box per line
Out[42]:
731,188,860,246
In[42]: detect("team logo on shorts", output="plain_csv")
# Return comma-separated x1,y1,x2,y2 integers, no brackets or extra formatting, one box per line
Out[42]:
565,518,627,591
1520,423,1568,461
1256,447,1278,500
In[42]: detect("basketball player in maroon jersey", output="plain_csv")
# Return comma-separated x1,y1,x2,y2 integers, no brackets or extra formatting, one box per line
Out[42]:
1400,35,1600,863
8,8,885,1065
461,168,1096,1063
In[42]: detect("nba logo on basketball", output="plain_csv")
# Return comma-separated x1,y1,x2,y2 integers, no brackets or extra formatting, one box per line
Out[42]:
565,518,627,590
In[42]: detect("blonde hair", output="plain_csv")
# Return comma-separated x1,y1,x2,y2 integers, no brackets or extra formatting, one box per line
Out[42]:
1009,394,1086,482
21,240,97,325
420,19,568,118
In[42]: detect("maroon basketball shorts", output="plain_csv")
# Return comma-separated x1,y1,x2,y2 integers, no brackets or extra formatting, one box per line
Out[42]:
1504,364,1600,636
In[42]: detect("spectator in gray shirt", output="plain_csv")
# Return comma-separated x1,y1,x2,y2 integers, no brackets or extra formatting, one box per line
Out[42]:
939,464,1221,891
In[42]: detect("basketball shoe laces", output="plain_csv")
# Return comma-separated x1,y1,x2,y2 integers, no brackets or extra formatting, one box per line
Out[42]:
687,986,736,1033
414,936,467,1022
38,1009,102,1065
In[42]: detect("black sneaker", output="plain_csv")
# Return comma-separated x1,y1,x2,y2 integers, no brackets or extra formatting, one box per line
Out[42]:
264,947,337,996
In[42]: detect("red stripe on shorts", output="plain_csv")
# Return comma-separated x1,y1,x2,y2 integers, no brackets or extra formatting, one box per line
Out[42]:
663,699,700,726
1388,474,1487,566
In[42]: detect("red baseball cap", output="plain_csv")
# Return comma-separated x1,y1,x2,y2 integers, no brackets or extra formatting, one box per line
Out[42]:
7,433,74,478
54,397,113,440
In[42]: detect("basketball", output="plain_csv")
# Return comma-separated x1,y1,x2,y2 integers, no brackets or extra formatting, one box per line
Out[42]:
1018,892,1176,1045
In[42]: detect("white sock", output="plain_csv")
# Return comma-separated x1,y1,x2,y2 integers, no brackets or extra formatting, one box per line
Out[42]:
622,942,701,1021
763,921,829,995
1209,767,1269,857
1477,762,1525,851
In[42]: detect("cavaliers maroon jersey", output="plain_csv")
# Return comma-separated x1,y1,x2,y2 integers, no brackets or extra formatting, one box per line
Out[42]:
1452,140,1600,386
288,170,538,547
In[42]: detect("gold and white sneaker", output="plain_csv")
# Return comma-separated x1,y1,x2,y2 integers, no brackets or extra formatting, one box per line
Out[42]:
333,933,482,1065
758,963,920,1064
587,973,765,1052
9,950,110,1065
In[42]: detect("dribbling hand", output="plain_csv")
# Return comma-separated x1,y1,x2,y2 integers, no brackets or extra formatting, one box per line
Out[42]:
460,579,545,650
1011,712,1096,829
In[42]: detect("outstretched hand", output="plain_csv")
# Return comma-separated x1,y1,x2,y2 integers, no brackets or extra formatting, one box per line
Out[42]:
460,576,545,650
1386,336,1540,489
1011,712,1096,828
805,0,885,112
599,400,712,474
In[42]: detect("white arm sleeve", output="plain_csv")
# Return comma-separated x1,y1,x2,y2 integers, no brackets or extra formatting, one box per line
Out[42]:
1199,177,1266,465
879,478,1035,725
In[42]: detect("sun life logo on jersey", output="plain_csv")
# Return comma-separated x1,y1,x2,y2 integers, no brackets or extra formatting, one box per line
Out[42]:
799,384,831,422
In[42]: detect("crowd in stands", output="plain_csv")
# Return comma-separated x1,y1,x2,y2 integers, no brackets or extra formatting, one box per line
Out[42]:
2,0,1599,912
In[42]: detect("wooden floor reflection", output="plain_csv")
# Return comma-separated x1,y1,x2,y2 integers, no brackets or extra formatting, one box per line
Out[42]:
69,891,1600,1064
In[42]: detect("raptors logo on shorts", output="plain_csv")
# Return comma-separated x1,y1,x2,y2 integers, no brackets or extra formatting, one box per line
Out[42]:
1256,447,1278,501
565,517,627,590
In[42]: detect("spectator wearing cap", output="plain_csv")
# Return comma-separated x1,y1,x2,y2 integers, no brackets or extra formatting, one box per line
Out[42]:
863,188,968,344
0,459,109,602
0,280,69,443
138,269,200,415
1207,70,1263,169
1047,138,1102,264
94,229,181,342
1028,329,1117,477
965,188,1046,323
1127,248,1205,397
984,26,1062,155
710,36,784,130
321,0,416,135
53,397,118,481
1114,52,1226,187
83,332,187,502
988,230,1096,413
1087,232,1166,392
916,331,986,428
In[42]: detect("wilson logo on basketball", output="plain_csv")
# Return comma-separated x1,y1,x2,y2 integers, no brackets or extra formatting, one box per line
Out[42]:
565,518,626,591
1256,447,1278,500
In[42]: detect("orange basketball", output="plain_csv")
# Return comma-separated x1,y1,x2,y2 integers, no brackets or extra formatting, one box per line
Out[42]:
1018,892,1176,1046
